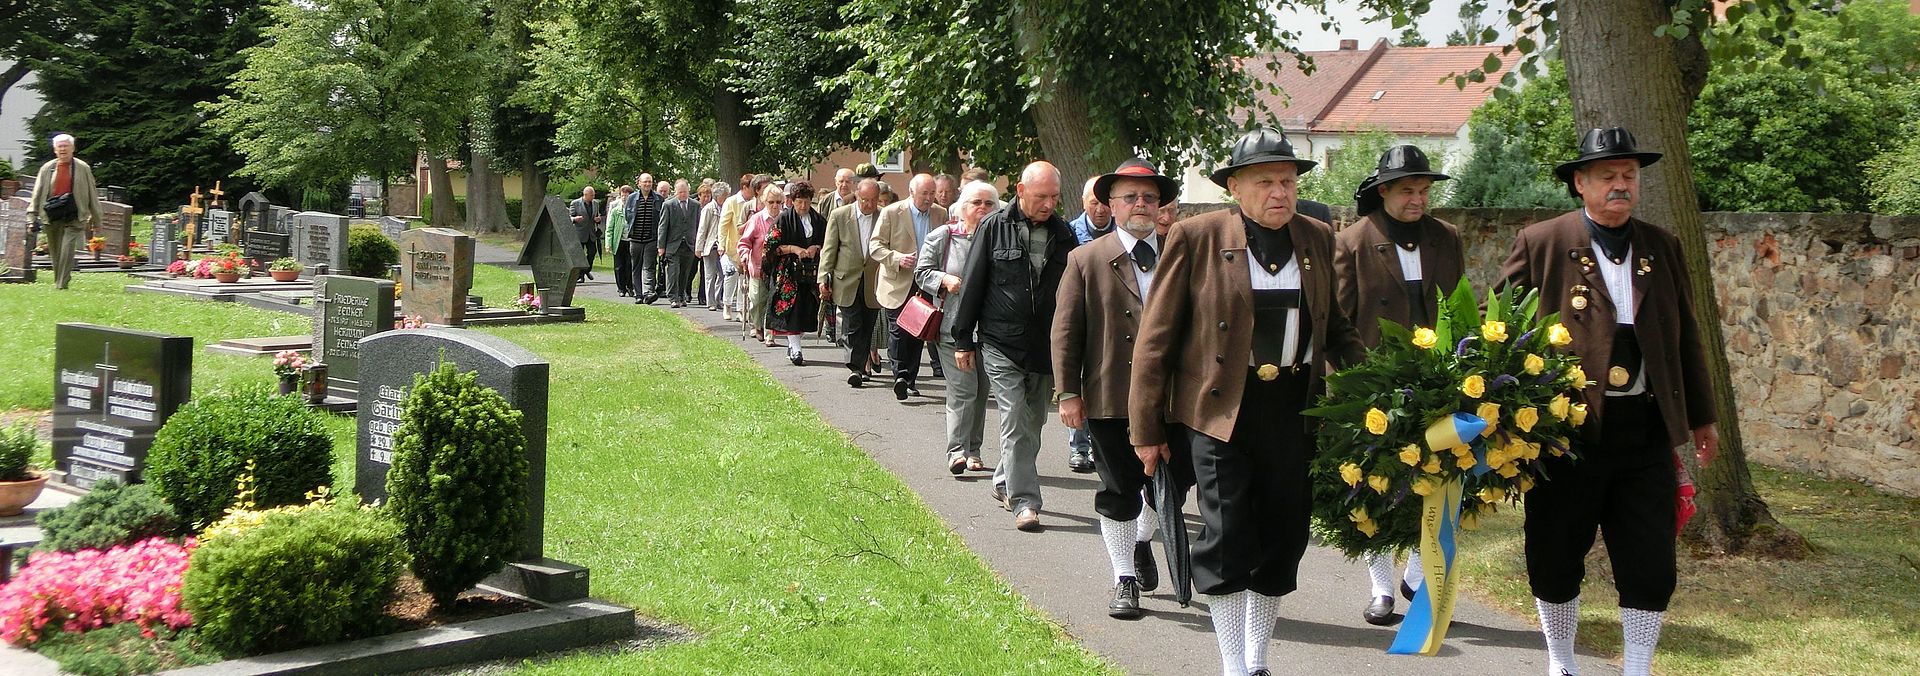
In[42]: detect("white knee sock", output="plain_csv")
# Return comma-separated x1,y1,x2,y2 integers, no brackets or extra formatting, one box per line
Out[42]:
786,335,802,351
1620,607,1664,676
1207,592,1249,676
1365,553,1396,598
1243,592,1280,674
1403,549,1425,593
1535,596,1580,676
1098,516,1138,583
1136,503,1156,541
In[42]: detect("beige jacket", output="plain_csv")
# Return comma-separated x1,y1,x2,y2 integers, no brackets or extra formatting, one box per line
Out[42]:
30,158,102,228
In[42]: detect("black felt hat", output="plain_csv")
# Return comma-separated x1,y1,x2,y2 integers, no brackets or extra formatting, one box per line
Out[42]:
1355,145,1451,215
1093,158,1181,206
1554,127,1662,196
1210,127,1317,188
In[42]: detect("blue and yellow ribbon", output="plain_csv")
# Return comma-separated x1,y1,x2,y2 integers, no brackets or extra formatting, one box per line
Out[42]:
1388,476,1465,655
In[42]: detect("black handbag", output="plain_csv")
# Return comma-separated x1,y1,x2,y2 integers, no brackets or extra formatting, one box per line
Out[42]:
43,193,77,223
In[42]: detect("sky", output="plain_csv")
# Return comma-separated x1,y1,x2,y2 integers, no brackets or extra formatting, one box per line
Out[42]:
1282,0,1509,51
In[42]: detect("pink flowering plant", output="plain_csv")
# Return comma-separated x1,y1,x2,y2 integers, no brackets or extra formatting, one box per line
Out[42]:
166,259,189,276
0,537,196,645
510,292,542,315
396,314,426,330
271,350,308,378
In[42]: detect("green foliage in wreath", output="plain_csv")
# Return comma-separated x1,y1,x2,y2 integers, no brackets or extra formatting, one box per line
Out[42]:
385,360,528,606
1306,279,1590,559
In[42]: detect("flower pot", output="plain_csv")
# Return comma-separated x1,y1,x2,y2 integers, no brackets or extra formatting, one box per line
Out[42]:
214,272,241,283
117,261,136,269
270,269,300,282
0,473,49,517
278,374,299,395
91,252,102,262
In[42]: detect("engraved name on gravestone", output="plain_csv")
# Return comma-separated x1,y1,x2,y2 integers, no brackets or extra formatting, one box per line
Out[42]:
1,208,34,281
150,215,178,264
312,275,395,400
206,209,232,245
356,328,550,558
244,229,291,266
400,227,474,326
515,196,587,310
51,324,193,489
293,212,349,274
97,202,134,256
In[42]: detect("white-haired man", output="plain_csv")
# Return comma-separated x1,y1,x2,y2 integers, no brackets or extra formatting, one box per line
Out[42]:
28,134,102,289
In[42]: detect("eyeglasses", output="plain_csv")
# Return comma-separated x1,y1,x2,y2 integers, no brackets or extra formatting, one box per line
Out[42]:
964,198,996,206
1113,193,1159,205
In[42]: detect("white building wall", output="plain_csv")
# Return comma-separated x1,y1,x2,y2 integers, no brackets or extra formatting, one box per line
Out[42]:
0,63,42,176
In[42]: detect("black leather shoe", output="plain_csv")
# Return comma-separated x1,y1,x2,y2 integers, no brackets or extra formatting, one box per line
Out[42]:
1067,449,1095,473
847,373,865,388
1401,581,1417,600
906,385,922,397
1108,577,1142,619
1250,670,1271,676
931,365,944,378
893,379,909,401
1364,595,1396,625
1133,541,1159,592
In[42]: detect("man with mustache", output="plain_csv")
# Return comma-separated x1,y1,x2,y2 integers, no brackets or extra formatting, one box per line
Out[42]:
1501,128,1719,676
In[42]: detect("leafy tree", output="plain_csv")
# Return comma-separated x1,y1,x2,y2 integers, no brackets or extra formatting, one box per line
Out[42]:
1464,57,1575,187
726,0,876,171
1444,0,1493,46
19,0,269,210
1297,128,1449,207
1688,68,1900,212
1396,26,1430,47
1864,83,1920,215
1446,123,1575,209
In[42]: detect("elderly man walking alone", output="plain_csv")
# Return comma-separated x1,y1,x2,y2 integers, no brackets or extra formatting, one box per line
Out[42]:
28,134,102,290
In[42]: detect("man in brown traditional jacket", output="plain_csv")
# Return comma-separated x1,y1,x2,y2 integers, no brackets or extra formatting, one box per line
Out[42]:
1501,127,1719,676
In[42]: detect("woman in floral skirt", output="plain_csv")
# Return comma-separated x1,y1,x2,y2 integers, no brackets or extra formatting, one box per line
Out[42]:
762,180,828,364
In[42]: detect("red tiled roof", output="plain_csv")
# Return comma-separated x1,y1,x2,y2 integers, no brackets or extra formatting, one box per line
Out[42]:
1245,39,1512,137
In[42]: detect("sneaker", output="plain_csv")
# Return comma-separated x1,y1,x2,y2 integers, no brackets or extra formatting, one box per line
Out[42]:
1108,577,1142,619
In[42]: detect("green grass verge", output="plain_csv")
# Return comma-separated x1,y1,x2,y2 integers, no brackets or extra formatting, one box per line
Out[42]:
1454,465,1920,674
0,265,1111,673
31,624,222,676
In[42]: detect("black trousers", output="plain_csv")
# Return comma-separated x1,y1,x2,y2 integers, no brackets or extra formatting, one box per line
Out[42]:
1524,394,1678,611
613,241,634,294
1187,368,1313,597
666,248,697,303
885,305,924,385
1086,418,1193,522
838,302,879,374
579,240,597,276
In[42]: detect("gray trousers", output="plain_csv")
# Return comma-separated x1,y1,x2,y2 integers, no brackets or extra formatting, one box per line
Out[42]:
983,344,1052,513
628,240,660,297
701,255,725,309
666,247,696,303
746,274,770,331
46,221,83,289
937,339,988,460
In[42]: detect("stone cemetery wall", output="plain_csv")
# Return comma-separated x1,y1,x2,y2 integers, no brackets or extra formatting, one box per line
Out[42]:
51,323,193,488
1177,203,1920,496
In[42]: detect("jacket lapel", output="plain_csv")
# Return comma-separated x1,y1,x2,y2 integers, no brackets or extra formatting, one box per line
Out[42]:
1628,219,1653,320
1107,235,1142,301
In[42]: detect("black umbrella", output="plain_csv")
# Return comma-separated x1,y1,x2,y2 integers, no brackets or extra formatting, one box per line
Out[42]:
1152,469,1192,606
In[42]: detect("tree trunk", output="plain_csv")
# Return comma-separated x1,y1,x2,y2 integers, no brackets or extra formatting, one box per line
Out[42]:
1560,0,1806,557
519,154,547,230
1013,2,1131,221
713,84,757,185
426,152,459,229
467,128,509,233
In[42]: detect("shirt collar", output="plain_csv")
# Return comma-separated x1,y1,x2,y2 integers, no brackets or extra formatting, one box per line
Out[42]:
1114,227,1156,254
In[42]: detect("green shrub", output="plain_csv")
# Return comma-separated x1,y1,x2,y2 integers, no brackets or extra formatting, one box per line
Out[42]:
35,479,178,553
504,197,524,227
0,423,37,481
145,388,334,531
32,623,222,676
346,224,400,278
181,500,406,655
420,194,465,225
387,361,528,605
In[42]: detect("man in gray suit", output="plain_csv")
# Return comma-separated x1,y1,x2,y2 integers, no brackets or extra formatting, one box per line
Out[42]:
568,186,603,282
658,179,702,308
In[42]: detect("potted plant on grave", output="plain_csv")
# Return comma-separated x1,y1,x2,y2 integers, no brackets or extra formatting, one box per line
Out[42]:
166,259,189,277
117,241,149,269
269,257,304,282
510,292,542,315
203,253,250,283
0,423,48,517
272,350,309,395
87,236,106,261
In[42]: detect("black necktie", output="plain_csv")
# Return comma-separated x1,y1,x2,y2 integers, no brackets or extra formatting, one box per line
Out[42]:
1132,239,1156,273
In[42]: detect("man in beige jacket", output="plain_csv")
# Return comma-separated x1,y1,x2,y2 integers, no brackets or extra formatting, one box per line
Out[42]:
28,134,102,290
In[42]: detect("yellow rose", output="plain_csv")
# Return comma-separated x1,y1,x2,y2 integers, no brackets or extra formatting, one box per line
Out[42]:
1547,323,1572,347
1460,511,1481,531
1478,501,1498,515
1365,408,1390,436
1477,486,1508,503
1524,353,1545,376
1411,327,1438,350
1570,403,1589,427
1340,462,1364,488
1548,394,1570,421
1497,462,1521,478
1485,446,1510,468
1455,453,1478,470
1399,444,1422,466
1356,518,1380,538
1451,444,1474,458
1566,366,1588,390
1482,320,1509,343
1476,402,1501,436
1514,406,1540,433
1349,506,1370,523
1461,374,1486,398
1412,476,1439,496
1522,441,1542,460
1368,474,1390,494
1517,474,1536,493
1422,457,1442,475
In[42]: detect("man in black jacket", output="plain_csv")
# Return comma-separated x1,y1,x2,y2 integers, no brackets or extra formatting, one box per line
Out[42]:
626,173,666,303
950,161,1078,532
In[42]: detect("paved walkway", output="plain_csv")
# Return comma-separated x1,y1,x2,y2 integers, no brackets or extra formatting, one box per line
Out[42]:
504,243,1617,675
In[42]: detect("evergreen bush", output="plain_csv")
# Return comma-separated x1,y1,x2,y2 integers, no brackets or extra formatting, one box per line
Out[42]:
386,361,528,605
181,501,406,655
346,224,400,277
0,423,37,481
144,388,334,531
35,479,178,553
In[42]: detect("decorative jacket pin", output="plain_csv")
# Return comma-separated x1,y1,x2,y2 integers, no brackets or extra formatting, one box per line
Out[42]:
1302,256,1312,271
1637,257,1653,276
1571,295,1589,311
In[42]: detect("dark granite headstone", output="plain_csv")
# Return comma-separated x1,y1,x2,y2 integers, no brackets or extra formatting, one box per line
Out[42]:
51,323,193,489
379,216,408,240
206,209,232,245
293,212,349,274
236,192,270,232
312,275,395,399
97,202,134,256
100,185,128,204
1,208,33,281
244,230,291,266
270,206,294,233
515,197,587,309
356,328,549,558
399,227,474,326
150,215,178,264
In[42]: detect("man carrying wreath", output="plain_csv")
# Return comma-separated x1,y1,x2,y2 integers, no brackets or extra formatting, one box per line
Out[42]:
1500,127,1720,676
1130,128,1365,676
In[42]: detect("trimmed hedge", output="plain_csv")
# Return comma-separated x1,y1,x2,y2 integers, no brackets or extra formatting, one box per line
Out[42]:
35,479,178,553
144,388,334,531
346,224,400,278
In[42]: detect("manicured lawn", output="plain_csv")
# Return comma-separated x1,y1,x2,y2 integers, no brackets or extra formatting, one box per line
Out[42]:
0,265,1112,674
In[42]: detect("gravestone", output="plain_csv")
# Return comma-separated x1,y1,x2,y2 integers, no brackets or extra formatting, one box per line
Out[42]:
50,323,193,489
236,192,270,232
399,227,474,326
97,202,134,256
100,185,128,204
293,211,349,274
1,208,33,281
515,196,587,310
206,209,232,245
312,275,394,400
270,206,294,232
356,328,549,559
243,230,291,266
379,216,408,240
150,215,178,264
